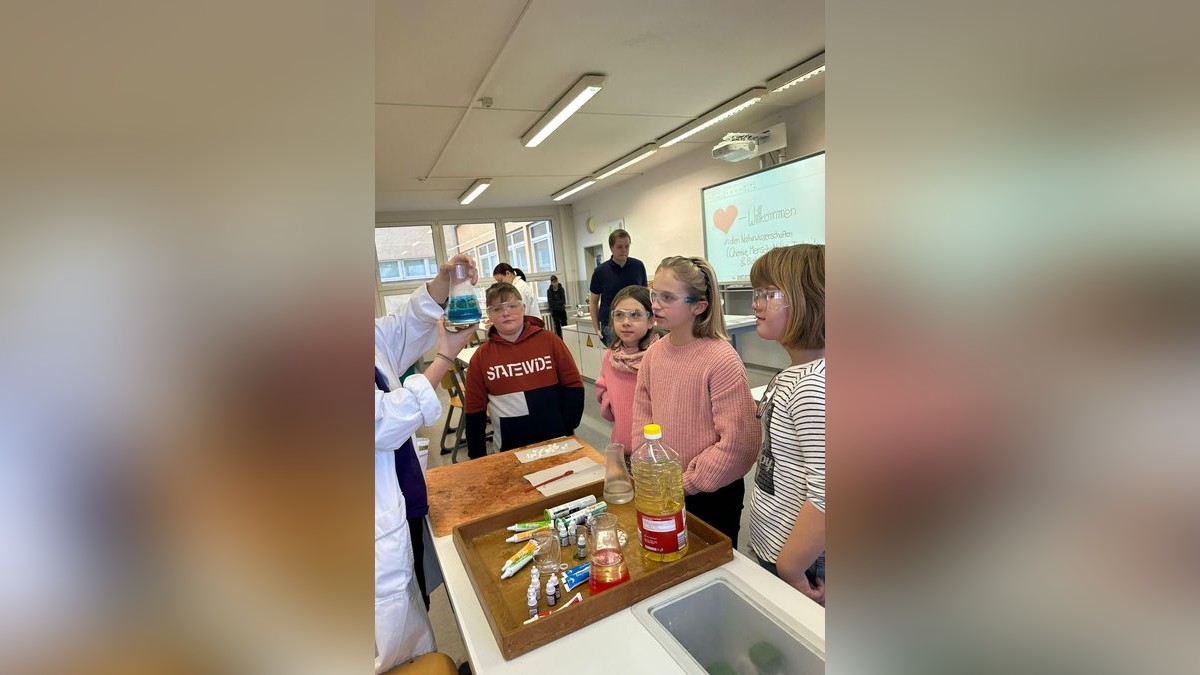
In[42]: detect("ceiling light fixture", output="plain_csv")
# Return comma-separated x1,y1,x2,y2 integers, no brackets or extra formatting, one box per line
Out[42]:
551,176,597,202
521,74,606,148
767,52,826,93
458,178,491,205
657,88,769,148
594,143,659,180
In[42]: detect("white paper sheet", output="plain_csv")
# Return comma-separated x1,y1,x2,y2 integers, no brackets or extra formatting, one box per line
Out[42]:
513,437,583,463
523,457,604,497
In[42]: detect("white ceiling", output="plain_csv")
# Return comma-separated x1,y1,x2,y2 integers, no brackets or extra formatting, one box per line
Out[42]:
377,0,824,212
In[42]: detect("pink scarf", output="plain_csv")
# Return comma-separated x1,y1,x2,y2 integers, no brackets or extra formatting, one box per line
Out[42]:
609,333,658,374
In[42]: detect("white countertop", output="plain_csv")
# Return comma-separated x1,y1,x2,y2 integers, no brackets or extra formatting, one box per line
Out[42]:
430,529,824,673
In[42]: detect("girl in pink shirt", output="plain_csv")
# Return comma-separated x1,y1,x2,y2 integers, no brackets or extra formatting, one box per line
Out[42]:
632,256,760,547
595,286,658,455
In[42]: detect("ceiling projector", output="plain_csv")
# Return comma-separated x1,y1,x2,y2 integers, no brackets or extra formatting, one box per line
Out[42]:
712,123,786,162
712,133,765,162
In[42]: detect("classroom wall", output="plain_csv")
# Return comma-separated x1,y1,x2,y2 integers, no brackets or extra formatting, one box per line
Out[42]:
568,93,824,370
569,92,824,276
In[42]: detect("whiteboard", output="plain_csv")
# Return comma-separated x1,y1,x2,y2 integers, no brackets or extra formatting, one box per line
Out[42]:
701,151,825,284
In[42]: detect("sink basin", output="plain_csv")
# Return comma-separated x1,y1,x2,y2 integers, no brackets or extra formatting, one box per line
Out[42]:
633,572,824,674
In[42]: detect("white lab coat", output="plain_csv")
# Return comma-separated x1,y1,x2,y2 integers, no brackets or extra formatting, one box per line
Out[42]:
374,284,444,673
511,276,541,319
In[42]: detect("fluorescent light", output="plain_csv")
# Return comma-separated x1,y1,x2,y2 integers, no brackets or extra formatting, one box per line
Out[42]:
657,88,768,148
594,144,659,180
767,52,825,93
458,178,491,205
551,177,596,202
521,74,606,148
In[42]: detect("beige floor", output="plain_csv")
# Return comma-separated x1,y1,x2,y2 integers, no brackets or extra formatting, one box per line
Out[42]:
414,365,776,671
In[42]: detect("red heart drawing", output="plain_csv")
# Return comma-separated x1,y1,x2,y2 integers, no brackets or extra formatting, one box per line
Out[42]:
713,206,737,234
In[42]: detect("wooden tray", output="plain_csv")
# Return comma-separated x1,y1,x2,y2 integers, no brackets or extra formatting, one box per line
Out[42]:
452,482,733,660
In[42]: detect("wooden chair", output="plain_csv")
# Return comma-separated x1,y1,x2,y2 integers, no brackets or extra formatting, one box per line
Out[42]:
438,365,467,459
438,363,492,463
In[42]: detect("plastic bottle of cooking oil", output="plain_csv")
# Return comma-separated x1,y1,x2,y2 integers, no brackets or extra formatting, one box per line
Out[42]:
631,423,688,562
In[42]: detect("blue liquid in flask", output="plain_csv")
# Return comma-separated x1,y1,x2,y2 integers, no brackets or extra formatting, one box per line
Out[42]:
447,294,482,324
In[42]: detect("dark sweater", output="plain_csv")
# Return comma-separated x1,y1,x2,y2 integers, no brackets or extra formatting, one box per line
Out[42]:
464,316,584,455
547,284,567,312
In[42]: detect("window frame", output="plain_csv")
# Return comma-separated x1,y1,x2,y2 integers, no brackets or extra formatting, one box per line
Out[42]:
376,213,562,318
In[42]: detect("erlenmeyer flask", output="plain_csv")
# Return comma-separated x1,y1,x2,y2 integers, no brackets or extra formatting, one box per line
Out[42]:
602,443,635,505
588,512,629,593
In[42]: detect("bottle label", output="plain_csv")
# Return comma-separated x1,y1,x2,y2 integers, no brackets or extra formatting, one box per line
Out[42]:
636,509,687,554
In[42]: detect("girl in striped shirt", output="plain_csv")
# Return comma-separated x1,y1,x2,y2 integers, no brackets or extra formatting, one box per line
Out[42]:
746,244,826,605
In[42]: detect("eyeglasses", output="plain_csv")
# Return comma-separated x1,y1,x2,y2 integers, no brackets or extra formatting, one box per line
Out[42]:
485,301,523,315
611,309,649,321
649,289,701,306
751,288,789,310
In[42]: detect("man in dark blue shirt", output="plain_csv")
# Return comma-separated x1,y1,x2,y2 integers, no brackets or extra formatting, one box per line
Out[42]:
588,228,647,346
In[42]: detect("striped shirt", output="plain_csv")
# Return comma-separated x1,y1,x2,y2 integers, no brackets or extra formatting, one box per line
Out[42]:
748,358,825,565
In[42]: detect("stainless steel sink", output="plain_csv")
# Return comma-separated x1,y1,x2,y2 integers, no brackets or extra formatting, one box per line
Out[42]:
632,571,824,674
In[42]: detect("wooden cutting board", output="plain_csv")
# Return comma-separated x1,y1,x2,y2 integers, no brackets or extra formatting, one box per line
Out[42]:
425,435,605,537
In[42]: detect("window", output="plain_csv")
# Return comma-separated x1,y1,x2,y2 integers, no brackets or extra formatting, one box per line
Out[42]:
443,222,499,277
376,225,436,284
530,221,554,272
530,280,554,307
505,226,528,271
478,241,499,274
503,219,556,274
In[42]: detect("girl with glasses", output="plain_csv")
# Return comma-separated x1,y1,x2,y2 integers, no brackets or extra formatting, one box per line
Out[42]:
631,256,761,547
463,282,584,460
595,285,659,454
746,244,826,605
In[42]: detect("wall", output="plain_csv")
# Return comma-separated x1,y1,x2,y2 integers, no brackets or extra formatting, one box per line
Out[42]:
568,93,824,370
569,93,824,274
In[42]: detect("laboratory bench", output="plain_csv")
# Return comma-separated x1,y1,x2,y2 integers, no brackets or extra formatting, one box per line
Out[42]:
425,436,824,673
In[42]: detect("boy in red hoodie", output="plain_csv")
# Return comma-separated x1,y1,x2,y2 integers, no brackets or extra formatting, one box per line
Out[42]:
464,283,584,459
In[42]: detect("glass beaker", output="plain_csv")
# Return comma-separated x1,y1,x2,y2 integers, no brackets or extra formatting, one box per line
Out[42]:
446,263,482,326
588,512,630,593
531,528,561,576
602,442,635,505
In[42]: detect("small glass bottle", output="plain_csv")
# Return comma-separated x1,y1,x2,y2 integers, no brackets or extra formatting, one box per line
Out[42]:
574,529,588,560
526,586,538,618
446,263,482,325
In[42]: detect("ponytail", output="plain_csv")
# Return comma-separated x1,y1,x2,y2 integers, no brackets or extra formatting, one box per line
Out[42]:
491,262,527,281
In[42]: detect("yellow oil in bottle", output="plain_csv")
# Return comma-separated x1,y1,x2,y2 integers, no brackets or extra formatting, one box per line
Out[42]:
631,424,688,562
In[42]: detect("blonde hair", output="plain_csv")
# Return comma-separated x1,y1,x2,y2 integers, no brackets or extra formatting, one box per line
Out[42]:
749,244,824,349
656,256,727,340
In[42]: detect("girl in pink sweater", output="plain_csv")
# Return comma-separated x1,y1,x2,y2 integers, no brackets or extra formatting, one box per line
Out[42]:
632,256,760,547
595,286,658,454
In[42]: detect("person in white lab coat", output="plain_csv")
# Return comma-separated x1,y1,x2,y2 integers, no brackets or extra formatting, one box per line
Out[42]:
375,253,478,673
